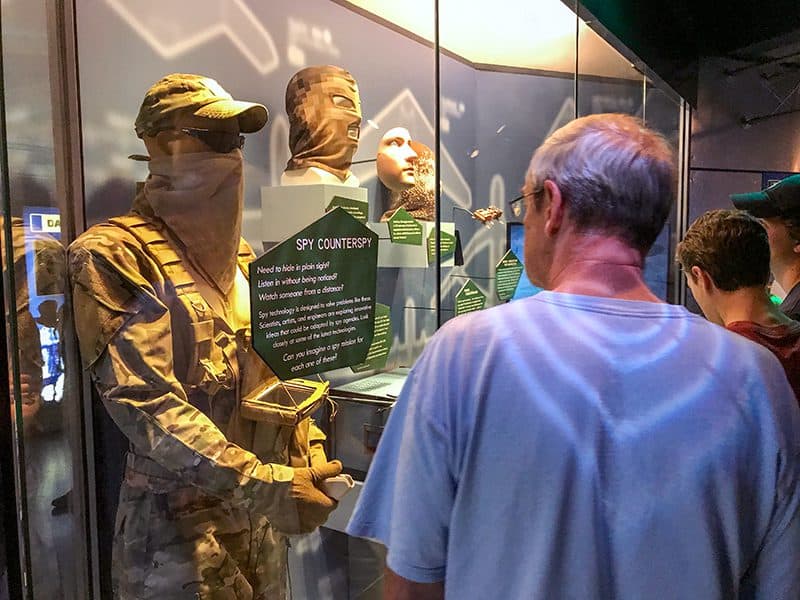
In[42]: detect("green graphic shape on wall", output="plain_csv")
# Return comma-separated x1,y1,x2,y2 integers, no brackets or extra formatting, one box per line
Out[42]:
455,279,487,316
426,227,456,265
351,303,393,373
387,208,423,246
327,195,368,224
495,249,524,301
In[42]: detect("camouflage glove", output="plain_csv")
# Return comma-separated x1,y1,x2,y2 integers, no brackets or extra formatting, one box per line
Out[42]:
309,441,328,468
269,459,343,534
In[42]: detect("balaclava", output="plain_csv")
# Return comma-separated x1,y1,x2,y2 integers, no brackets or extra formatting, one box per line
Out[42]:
285,65,362,182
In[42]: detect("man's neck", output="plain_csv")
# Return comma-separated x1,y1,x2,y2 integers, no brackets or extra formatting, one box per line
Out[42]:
772,259,800,296
717,287,793,328
547,233,660,302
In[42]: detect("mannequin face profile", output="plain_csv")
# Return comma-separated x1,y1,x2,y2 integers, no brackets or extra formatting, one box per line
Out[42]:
376,127,418,191
379,140,435,222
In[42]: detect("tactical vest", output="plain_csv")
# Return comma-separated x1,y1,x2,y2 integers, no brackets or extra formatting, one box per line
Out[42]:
108,214,249,398
107,215,326,468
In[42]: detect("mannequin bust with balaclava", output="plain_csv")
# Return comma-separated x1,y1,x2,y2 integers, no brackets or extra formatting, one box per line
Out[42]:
281,65,363,187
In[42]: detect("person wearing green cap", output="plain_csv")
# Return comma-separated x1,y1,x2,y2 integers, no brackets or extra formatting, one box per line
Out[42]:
677,209,800,403
731,174,800,319
68,74,341,599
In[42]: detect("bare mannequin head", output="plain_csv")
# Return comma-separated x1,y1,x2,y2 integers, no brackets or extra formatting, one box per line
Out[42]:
380,140,435,222
376,127,418,191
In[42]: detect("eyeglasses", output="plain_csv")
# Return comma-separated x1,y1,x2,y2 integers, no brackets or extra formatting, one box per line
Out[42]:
509,186,543,218
179,128,245,154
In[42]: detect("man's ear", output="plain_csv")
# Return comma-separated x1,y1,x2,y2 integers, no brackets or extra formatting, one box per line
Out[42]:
543,180,565,237
690,265,715,292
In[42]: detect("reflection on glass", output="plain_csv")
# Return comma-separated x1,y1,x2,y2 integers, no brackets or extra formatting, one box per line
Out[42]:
1,0,84,593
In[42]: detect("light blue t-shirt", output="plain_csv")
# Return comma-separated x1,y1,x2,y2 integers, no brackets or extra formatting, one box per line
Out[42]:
347,292,800,599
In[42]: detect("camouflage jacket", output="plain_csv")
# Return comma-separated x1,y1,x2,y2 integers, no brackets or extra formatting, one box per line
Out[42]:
68,212,325,516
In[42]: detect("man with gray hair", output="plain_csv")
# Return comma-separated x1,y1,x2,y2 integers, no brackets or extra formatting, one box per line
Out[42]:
347,114,800,599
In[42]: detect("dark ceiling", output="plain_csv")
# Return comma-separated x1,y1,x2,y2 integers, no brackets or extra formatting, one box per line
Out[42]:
579,0,800,105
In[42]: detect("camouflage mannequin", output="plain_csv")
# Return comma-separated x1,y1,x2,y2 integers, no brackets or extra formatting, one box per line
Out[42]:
69,74,341,599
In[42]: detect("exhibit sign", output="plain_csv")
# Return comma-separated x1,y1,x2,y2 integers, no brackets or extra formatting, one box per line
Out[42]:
455,279,486,316
327,195,368,224
426,227,456,265
351,303,392,373
250,208,378,380
495,249,524,301
387,208,423,245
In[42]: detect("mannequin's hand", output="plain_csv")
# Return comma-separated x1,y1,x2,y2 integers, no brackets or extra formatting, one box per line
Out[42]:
269,460,342,534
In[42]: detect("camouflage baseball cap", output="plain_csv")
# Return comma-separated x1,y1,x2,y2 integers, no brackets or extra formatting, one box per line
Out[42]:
134,73,268,138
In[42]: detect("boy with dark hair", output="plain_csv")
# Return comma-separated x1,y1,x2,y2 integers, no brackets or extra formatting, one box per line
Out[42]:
677,208,800,401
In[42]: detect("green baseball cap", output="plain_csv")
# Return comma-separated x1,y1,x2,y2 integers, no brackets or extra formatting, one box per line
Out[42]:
134,73,268,138
730,174,800,218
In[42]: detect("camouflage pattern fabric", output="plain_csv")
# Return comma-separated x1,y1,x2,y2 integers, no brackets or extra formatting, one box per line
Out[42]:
285,65,362,181
113,474,287,599
68,213,327,599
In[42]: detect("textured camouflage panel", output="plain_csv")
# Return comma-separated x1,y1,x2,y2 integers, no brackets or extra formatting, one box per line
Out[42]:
68,216,327,598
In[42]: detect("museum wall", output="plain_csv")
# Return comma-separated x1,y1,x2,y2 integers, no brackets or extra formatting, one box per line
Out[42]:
689,55,800,221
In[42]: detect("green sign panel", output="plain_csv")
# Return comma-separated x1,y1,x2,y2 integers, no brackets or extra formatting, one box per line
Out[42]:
426,228,457,265
250,208,378,380
495,249,524,301
455,279,486,316
387,208,423,246
351,303,392,373
326,195,368,224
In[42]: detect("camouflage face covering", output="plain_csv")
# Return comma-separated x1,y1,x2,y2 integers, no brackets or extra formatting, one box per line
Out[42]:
143,150,244,294
285,65,362,182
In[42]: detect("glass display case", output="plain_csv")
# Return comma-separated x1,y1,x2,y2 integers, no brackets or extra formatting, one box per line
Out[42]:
0,0,687,597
